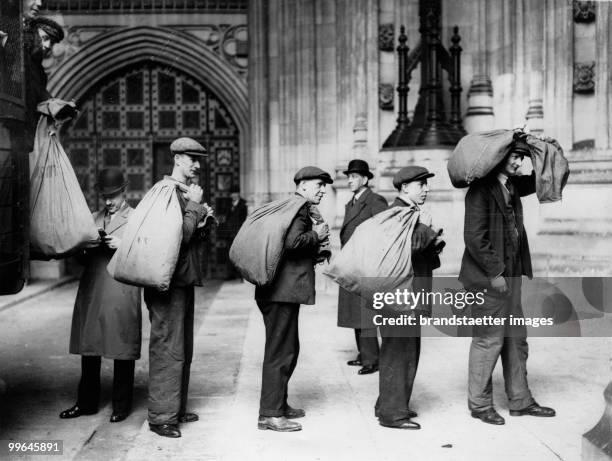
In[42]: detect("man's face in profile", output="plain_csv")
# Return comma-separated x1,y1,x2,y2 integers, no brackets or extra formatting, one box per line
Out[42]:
24,0,42,19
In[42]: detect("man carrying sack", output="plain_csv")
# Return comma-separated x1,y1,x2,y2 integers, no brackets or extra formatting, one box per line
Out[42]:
460,139,556,425
255,166,332,432
145,137,213,438
61,169,141,423
337,160,387,375
375,166,444,430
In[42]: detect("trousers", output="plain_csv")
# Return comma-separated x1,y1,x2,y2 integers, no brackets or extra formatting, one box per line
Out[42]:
144,285,194,425
468,276,535,412
257,301,300,417
77,355,134,413
375,322,421,423
354,329,379,367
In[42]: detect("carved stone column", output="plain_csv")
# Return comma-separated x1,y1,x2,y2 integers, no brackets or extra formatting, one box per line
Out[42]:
595,1,611,150
247,0,271,206
464,0,494,133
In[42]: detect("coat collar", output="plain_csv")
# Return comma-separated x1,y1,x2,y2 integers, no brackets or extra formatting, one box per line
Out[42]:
95,201,131,234
342,187,372,228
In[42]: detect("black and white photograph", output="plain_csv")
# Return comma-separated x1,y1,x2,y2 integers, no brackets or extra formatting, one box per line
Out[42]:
0,0,611,460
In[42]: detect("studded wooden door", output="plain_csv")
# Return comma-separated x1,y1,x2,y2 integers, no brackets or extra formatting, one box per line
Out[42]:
63,64,241,278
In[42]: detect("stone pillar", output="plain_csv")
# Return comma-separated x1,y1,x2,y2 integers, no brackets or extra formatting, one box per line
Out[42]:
595,2,611,151
525,71,544,134
247,0,271,206
464,75,494,133
542,0,573,149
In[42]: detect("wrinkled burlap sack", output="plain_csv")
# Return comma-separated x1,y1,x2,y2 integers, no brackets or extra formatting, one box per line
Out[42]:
30,100,98,259
448,129,569,202
324,206,420,301
229,195,308,286
108,179,183,291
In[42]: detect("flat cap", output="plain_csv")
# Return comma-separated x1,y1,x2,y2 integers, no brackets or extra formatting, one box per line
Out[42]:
33,17,65,43
510,139,530,156
293,166,333,184
393,166,434,190
170,137,207,156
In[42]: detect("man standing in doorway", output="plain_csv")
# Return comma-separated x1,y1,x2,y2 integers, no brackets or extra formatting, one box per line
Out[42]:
338,160,387,375
460,139,556,425
145,137,214,438
255,166,332,432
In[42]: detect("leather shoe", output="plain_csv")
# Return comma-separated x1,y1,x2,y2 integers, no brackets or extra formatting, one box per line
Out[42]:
408,410,418,418
257,416,302,432
149,423,181,438
59,405,97,419
358,364,379,375
471,408,505,425
178,412,199,423
510,402,556,417
110,412,129,423
379,418,421,430
347,359,362,366
284,406,305,419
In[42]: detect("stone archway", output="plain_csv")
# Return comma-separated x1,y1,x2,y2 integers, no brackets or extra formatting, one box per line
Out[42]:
47,26,249,154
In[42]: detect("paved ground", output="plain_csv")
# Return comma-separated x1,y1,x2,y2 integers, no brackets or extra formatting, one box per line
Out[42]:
0,277,609,461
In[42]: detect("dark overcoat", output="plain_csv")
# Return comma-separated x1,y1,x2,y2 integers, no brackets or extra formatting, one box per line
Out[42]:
69,203,142,360
255,202,320,305
337,188,388,328
459,172,535,289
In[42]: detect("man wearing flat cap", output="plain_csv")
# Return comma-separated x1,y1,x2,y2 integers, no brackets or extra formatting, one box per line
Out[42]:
338,159,388,375
145,137,215,438
61,168,142,424
255,166,332,432
375,165,444,430
461,138,556,425
23,15,65,148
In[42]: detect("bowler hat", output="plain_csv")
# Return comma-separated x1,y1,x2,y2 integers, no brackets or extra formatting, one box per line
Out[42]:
170,137,207,156
293,166,334,185
343,159,374,179
392,166,434,190
95,168,128,195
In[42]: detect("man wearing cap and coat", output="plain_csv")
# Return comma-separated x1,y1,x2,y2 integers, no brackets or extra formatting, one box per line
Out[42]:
145,137,214,438
255,166,332,432
460,139,556,425
61,168,141,423
375,166,444,430
338,160,388,375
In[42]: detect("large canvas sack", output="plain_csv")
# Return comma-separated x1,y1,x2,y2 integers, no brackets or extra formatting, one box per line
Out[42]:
29,110,99,259
229,195,308,286
525,135,570,203
448,129,570,203
447,129,515,188
108,179,183,291
324,206,420,304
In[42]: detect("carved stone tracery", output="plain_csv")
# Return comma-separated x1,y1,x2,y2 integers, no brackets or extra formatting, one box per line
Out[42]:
574,62,595,94
573,1,596,23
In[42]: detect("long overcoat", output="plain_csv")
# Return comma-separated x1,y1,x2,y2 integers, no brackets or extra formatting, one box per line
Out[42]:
69,202,142,360
337,188,388,328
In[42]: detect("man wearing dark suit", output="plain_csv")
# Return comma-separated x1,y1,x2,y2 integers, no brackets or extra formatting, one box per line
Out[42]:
338,160,388,375
460,139,556,425
220,186,248,279
375,166,444,430
255,166,332,432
